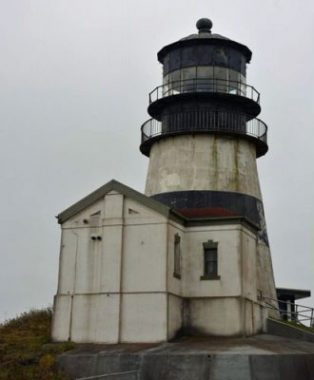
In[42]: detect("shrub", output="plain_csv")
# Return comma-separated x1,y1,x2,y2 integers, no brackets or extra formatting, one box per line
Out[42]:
0,308,73,380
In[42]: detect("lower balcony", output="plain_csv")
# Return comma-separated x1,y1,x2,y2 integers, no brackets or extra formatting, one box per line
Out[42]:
140,110,268,158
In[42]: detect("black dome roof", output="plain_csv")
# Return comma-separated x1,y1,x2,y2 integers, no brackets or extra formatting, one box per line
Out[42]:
158,18,252,63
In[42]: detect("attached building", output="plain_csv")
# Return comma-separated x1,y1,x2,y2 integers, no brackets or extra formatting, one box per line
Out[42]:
52,180,267,343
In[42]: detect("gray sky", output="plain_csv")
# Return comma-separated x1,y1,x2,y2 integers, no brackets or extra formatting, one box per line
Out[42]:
1,0,313,322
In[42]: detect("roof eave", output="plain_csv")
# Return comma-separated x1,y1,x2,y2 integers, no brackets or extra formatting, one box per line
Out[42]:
57,179,171,224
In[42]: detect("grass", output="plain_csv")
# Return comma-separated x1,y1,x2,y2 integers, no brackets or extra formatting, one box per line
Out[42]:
282,319,314,333
270,317,314,333
0,308,75,380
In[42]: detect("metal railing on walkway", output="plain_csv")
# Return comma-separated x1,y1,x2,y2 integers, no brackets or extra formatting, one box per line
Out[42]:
141,112,267,145
76,369,138,380
149,78,260,104
263,296,314,327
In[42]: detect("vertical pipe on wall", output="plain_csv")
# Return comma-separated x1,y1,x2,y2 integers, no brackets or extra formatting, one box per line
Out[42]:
166,222,170,340
240,226,246,336
117,197,125,343
69,230,79,341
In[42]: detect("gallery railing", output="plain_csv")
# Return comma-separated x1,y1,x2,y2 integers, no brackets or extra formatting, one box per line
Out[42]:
141,111,267,146
149,78,260,104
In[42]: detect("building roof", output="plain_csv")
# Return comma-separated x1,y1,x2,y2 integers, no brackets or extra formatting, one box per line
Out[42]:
176,207,239,218
157,18,252,63
57,179,170,224
276,288,311,300
57,179,260,233
180,32,230,41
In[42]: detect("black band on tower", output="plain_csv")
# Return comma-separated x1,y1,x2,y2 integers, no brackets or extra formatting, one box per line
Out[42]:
151,190,269,245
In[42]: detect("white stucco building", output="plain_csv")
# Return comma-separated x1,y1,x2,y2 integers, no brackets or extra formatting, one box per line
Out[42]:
52,18,277,343
52,180,269,343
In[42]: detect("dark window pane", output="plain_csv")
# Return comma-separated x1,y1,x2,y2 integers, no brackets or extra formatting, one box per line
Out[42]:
204,248,217,276
174,234,181,277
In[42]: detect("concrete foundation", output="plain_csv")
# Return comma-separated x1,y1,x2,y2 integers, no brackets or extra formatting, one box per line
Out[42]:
58,335,314,380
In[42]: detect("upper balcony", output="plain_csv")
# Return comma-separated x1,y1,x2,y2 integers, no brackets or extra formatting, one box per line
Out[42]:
148,78,261,119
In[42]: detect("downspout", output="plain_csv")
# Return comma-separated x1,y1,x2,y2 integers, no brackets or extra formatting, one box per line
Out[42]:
166,221,170,340
69,229,79,341
240,226,246,336
118,199,125,343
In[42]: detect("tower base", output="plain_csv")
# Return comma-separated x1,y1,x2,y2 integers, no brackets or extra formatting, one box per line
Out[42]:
57,334,314,380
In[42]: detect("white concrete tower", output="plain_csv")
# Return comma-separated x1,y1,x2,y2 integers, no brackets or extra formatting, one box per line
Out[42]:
140,19,277,305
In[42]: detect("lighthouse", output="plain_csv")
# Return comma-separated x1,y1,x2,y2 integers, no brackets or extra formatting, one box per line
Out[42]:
141,17,277,312
52,19,277,343
143,18,267,236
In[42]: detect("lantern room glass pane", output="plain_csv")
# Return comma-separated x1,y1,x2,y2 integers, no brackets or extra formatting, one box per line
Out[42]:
213,67,228,93
162,65,246,96
229,69,245,96
197,66,213,78
182,67,196,92
163,70,181,95
197,66,214,91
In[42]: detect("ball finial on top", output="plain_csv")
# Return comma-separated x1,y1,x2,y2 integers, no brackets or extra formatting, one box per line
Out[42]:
196,18,213,33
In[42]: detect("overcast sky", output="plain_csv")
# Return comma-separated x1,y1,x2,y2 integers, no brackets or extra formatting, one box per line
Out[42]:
0,0,313,322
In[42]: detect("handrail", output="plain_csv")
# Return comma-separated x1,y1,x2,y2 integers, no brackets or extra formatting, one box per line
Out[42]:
262,296,314,327
149,78,260,104
76,370,138,380
141,112,267,145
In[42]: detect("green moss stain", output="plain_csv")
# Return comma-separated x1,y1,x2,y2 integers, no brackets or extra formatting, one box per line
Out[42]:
234,139,240,191
212,136,218,189
191,136,196,188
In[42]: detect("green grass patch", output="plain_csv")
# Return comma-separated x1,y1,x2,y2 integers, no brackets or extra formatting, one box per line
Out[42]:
0,308,75,380
270,317,314,334
283,320,314,333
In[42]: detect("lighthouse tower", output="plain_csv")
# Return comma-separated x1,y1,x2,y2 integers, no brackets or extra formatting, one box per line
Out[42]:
52,19,277,344
141,17,276,307
143,18,266,234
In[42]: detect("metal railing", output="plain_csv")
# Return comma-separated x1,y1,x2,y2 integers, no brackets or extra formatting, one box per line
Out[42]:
76,370,138,380
149,78,260,104
141,111,267,146
263,296,314,327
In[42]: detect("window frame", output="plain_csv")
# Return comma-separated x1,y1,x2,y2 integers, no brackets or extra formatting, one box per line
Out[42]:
200,240,220,280
173,233,181,279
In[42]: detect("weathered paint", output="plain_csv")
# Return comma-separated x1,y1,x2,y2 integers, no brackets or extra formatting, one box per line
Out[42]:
145,135,262,199
52,185,270,343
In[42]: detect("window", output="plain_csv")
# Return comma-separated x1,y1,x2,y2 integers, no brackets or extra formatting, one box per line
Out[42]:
200,240,220,280
173,233,181,279
196,66,214,92
164,70,181,95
